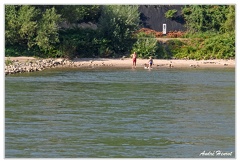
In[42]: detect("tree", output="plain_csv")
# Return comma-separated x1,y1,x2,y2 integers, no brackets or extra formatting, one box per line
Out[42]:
5,5,39,48
55,5,101,24
182,5,229,33
5,5,61,56
221,5,235,33
35,7,61,52
98,5,140,55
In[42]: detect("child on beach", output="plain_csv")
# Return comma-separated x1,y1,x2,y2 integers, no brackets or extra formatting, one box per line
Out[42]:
148,57,153,69
132,52,137,68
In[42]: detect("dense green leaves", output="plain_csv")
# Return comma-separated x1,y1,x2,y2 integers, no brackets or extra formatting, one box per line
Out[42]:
59,28,101,58
35,7,61,52
165,9,178,19
5,5,39,47
182,5,234,33
167,32,235,60
131,32,159,59
98,5,140,55
5,5,60,57
5,5,235,59
221,5,235,33
56,5,101,23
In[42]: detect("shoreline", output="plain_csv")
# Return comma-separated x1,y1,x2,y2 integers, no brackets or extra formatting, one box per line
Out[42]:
72,58,235,68
5,57,235,75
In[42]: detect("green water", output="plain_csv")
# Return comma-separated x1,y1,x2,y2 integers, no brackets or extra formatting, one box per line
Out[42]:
5,67,235,158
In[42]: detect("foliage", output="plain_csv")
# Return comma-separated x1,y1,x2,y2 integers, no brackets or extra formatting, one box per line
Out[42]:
221,5,235,33
55,5,101,23
200,32,235,59
58,27,115,59
165,39,184,58
5,5,40,47
98,5,140,55
35,7,61,54
5,5,235,60
171,32,235,59
165,9,178,19
182,5,231,33
59,28,96,58
4,5,140,59
134,30,156,38
179,5,235,59
5,5,61,57
131,32,159,59
5,57,13,66
5,45,36,57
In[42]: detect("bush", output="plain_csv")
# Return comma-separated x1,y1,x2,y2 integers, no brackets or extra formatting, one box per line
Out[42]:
5,57,13,66
58,28,100,58
5,45,36,57
199,32,235,59
172,32,235,59
131,32,159,58
5,6,61,57
98,5,140,55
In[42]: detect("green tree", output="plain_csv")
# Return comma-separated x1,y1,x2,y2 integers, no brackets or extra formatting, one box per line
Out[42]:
98,5,140,55
55,5,101,23
35,7,61,53
132,38,159,59
182,5,228,33
5,5,39,48
5,5,61,57
5,5,18,45
180,5,235,59
221,5,235,33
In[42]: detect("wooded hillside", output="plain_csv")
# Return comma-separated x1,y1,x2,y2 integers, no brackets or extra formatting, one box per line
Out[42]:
5,5,235,59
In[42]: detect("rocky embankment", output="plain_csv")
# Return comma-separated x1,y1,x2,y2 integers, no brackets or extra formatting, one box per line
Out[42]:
5,57,117,75
5,58,75,75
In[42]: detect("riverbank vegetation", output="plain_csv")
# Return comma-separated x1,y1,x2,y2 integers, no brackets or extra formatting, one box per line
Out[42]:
173,5,235,59
5,5,235,60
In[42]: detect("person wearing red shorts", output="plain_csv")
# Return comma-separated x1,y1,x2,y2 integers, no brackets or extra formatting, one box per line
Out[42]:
132,52,137,68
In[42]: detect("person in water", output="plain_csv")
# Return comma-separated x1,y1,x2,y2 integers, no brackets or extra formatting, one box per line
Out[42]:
148,56,153,69
132,52,137,68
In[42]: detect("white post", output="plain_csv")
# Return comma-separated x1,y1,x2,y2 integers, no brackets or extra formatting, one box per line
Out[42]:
163,24,166,34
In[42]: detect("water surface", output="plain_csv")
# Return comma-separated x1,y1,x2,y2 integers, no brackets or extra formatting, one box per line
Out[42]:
5,67,235,158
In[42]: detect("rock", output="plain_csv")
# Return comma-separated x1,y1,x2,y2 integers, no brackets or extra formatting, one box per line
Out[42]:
55,58,64,63
189,64,196,68
121,56,126,60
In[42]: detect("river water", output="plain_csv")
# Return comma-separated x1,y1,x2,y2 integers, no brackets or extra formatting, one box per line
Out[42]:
5,67,235,158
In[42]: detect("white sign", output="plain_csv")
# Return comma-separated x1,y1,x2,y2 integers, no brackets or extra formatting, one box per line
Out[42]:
163,24,166,34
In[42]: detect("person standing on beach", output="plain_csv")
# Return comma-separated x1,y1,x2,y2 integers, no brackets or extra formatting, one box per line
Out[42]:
132,52,137,68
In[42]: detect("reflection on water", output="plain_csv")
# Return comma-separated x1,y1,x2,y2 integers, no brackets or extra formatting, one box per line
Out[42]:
5,68,235,158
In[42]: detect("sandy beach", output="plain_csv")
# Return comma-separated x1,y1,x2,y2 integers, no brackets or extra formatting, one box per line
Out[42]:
5,57,235,69
72,58,235,68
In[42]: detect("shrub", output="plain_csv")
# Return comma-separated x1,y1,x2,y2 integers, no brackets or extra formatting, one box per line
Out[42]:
5,57,13,66
98,5,140,55
172,32,235,59
58,28,100,58
131,32,159,58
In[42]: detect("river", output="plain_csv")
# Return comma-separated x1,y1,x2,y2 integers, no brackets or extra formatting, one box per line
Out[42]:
5,67,235,158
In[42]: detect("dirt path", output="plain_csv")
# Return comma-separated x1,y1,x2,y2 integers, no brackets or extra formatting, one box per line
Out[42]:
156,37,189,43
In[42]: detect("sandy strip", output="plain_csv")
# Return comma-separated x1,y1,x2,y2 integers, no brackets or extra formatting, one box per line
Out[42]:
5,57,235,69
72,58,235,68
